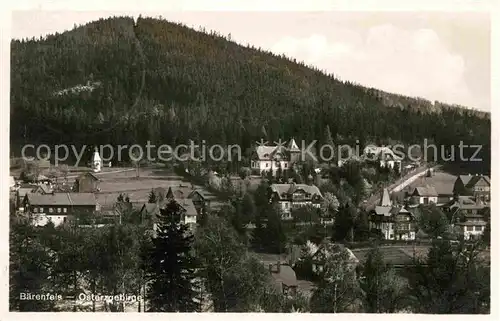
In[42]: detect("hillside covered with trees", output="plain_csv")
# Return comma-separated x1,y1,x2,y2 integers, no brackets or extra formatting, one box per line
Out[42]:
10,16,490,173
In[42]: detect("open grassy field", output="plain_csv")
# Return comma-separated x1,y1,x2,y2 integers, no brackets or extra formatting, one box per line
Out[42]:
95,167,194,210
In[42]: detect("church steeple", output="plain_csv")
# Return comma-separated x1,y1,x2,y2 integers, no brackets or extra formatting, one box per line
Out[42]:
380,188,392,207
92,147,102,173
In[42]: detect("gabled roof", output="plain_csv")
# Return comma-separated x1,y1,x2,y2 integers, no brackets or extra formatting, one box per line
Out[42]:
255,146,281,160
34,184,53,194
363,146,403,161
458,175,490,188
175,198,198,216
78,172,99,181
140,203,160,217
412,186,438,197
269,263,298,287
187,189,206,200
27,192,96,207
166,187,185,199
270,183,323,199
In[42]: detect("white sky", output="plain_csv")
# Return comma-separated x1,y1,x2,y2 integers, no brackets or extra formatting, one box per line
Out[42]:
7,1,493,111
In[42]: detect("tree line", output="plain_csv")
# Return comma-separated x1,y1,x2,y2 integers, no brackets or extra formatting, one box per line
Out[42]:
10,16,490,174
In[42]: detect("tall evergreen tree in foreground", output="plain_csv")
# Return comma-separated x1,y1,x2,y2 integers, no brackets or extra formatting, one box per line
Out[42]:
143,200,199,312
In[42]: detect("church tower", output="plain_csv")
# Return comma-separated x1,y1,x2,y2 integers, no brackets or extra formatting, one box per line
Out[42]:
92,147,102,173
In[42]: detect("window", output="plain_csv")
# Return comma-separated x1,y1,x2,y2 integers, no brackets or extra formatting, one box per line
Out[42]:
57,208,61,213
467,226,474,231
266,163,269,168
40,207,44,213
423,197,429,204
63,217,67,223
63,208,67,213
49,208,53,213
284,163,288,168
284,203,289,209
475,226,483,232
33,207,38,213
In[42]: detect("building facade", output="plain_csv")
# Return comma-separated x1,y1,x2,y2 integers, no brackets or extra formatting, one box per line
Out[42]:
251,138,301,175
269,183,323,220
453,174,490,202
24,192,98,226
369,188,415,240
410,186,438,205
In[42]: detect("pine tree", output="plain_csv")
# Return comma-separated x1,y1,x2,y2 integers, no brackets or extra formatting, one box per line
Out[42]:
148,189,157,203
360,246,387,312
143,200,199,312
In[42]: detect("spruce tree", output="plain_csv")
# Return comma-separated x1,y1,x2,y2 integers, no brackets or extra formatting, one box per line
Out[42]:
143,200,199,312
360,246,387,312
148,189,157,203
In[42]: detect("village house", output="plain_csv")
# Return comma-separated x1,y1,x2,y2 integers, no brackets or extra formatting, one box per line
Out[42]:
404,171,455,206
453,174,490,202
187,189,208,215
409,186,438,205
23,192,99,226
73,172,100,192
269,183,323,220
250,138,301,175
369,188,416,240
14,183,54,212
363,146,403,171
268,262,298,297
443,195,489,240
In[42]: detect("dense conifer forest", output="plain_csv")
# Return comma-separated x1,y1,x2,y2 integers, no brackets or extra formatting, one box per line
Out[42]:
10,16,490,173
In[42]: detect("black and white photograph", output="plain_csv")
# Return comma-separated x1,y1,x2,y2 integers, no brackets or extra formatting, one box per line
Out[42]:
4,1,493,315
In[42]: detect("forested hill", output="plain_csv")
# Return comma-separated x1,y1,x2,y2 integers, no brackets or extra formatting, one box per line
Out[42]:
10,16,490,172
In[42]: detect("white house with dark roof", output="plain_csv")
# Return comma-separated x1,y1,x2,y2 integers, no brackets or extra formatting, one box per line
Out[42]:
443,195,489,240
410,186,438,205
369,188,415,240
453,174,490,202
269,183,323,219
24,192,98,226
251,138,301,175
363,146,403,171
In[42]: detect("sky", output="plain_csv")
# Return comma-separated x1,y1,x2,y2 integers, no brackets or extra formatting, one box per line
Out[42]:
9,9,491,111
